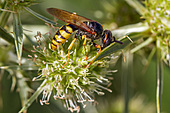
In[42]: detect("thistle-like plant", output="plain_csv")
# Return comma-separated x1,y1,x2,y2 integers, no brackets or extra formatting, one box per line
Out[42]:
19,26,123,112
112,0,170,113
1,1,127,112
1,0,169,113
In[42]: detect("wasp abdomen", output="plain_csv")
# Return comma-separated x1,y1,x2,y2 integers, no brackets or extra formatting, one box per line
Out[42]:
51,24,77,50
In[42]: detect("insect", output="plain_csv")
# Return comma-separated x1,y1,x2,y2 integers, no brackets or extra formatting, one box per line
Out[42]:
46,8,123,67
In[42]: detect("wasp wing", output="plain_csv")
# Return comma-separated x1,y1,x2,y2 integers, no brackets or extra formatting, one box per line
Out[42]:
46,8,96,34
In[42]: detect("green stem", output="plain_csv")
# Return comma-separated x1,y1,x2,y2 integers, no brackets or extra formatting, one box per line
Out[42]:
19,79,47,113
122,51,133,113
156,39,163,113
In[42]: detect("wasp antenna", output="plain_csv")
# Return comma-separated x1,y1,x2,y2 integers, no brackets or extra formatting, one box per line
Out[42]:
115,40,124,45
113,36,123,45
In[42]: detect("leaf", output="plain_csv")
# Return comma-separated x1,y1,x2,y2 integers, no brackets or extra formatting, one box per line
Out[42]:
19,79,47,113
24,33,38,46
93,33,139,62
0,26,15,44
0,10,11,27
112,22,149,38
24,7,56,25
130,36,155,53
0,65,38,70
0,1,11,27
16,71,33,108
125,0,148,16
13,12,24,65
92,23,150,62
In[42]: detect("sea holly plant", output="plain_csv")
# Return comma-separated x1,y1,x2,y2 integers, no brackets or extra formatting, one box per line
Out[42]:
19,30,123,112
122,0,170,113
0,0,169,113
16,3,133,113
17,5,145,112
1,0,127,112
0,1,55,112
0,0,55,65
0,0,37,65
96,0,169,113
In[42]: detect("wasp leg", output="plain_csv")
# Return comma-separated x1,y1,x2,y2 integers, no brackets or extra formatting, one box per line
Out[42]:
93,42,102,53
86,41,102,68
103,34,108,46
86,61,93,68
62,38,77,68
82,35,88,60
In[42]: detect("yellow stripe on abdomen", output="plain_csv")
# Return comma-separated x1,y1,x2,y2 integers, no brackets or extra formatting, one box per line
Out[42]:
51,24,74,50
59,29,71,40
65,24,73,33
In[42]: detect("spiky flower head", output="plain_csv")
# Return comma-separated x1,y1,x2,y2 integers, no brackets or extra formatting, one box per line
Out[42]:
5,0,37,10
144,0,170,65
28,29,119,112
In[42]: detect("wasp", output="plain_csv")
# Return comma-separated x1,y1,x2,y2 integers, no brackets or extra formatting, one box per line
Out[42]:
46,8,123,67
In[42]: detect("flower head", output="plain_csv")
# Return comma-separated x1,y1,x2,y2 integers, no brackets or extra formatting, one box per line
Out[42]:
144,0,170,65
29,30,118,112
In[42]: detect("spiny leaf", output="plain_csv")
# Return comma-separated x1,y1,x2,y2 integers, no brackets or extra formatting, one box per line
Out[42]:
125,0,148,16
13,12,24,65
0,1,11,27
93,33,140,62
112,22,149,38
0,26,15,44
16,71,33,108
93,23,150,62
130,36,155,53
24,7,56,25
0,10,11,27
0,65,38,70
24,33,38,46
19,79,47,113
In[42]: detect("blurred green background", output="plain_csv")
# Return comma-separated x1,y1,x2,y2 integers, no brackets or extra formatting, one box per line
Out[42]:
1,0,170,113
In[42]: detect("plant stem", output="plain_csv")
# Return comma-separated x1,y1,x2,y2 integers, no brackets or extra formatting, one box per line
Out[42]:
122,51,133,113
156,39,163,113
19,79,47,113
